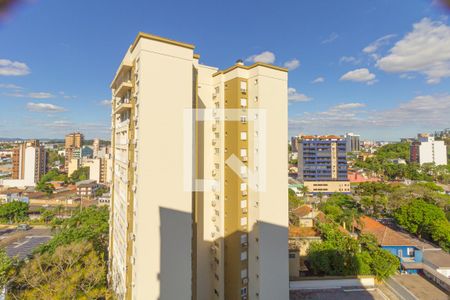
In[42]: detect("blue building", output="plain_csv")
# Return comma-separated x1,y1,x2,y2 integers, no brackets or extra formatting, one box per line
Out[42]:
358,216,423,274
297,135,350,194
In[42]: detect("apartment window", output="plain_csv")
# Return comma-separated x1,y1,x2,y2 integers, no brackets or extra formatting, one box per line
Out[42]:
241,269,248,279
254,96,259,102
240,165,247,175
241,200,247,208
240,251,247,261
240,81,247,93
240,98,247,107
407,248,415,256
241,149,247,157
240,116,247,123
240,217,247,226
254,79,258,85
240,234,247,244
240,183,247,191
240,132,247,141
241,287,248,296
215,86,219,94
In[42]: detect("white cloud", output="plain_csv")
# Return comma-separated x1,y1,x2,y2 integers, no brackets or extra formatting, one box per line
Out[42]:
245,51,275,64
333,103,366,110
283,59,300,70
340,68,376,84
339,56,361,65
363,34,396,54
312,77,325,84
0,59,31,76
289,94,450,134
288,88,312,102
59,91,77,99
99,99,111,106
0,83,22,89
376,18,450,84
26,102,66,113
321,32,339,44
5,91,55,99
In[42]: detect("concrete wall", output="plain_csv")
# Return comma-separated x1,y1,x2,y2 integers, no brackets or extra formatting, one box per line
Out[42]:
290,277,375,290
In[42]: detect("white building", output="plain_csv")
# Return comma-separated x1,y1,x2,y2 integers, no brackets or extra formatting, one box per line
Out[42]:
3,141,46,188
411,135,447,166
109,33,288,300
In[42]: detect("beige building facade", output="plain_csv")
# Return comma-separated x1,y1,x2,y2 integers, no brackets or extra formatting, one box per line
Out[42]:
109,33,288,300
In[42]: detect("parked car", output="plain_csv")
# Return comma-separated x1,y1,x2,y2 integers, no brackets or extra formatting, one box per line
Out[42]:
16,224,30,231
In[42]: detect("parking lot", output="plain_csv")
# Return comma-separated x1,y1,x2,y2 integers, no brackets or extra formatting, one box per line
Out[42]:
389,274,448,300
0,227,53,259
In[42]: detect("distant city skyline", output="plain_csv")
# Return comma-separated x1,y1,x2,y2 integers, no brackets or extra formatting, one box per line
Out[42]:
0,1,449,140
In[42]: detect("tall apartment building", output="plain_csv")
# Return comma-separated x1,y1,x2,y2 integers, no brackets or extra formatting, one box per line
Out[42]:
5,140,46,187
290,136,299,153
345,132,360,153
93,138,100,158
297,135,350,194
410,134,447,166
109,33,288,300
64,132,84,172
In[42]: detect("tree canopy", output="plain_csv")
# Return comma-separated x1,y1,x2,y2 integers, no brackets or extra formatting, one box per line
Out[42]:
0,201,29,223
307,222,399,280
9,241,111,300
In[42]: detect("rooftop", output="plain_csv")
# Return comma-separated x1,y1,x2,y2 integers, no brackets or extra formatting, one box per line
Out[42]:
423,249,450,268
75,179,97,187
292,204,313,218
289,225,320,238
357,216,416,247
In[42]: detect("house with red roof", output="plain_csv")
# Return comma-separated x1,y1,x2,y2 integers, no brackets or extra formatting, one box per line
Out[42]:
356,216,423,274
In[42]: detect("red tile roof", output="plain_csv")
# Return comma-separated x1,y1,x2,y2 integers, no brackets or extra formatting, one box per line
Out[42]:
292,205,313,218
357,216,416,246
289,225,320,238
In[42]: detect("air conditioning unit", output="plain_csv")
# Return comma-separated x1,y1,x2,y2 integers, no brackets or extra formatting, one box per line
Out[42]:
241,190,247,196
242,208,248,214
242,278,248,285
241,156,248,162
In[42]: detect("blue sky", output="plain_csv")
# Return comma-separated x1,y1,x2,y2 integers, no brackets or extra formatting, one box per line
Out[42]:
0,0,449,140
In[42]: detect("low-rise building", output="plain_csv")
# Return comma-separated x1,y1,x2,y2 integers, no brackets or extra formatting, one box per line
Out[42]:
356,217,423,274
75,180,98,198
410,134,447,166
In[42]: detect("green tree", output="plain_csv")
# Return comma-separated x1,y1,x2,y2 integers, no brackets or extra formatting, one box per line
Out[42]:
0,201,29,223
430,220,450,251
9,241,111,299
36,206,109,255
394,199,446,237
39,208,56,224
70,166,90,183
0,249,13,290
307,223,399,280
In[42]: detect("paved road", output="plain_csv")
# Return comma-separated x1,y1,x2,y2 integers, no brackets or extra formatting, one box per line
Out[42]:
0,227,53,260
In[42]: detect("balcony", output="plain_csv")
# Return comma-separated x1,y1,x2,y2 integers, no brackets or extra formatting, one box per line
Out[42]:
111,60,132,88
115,100,132,114
114,81,133,98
